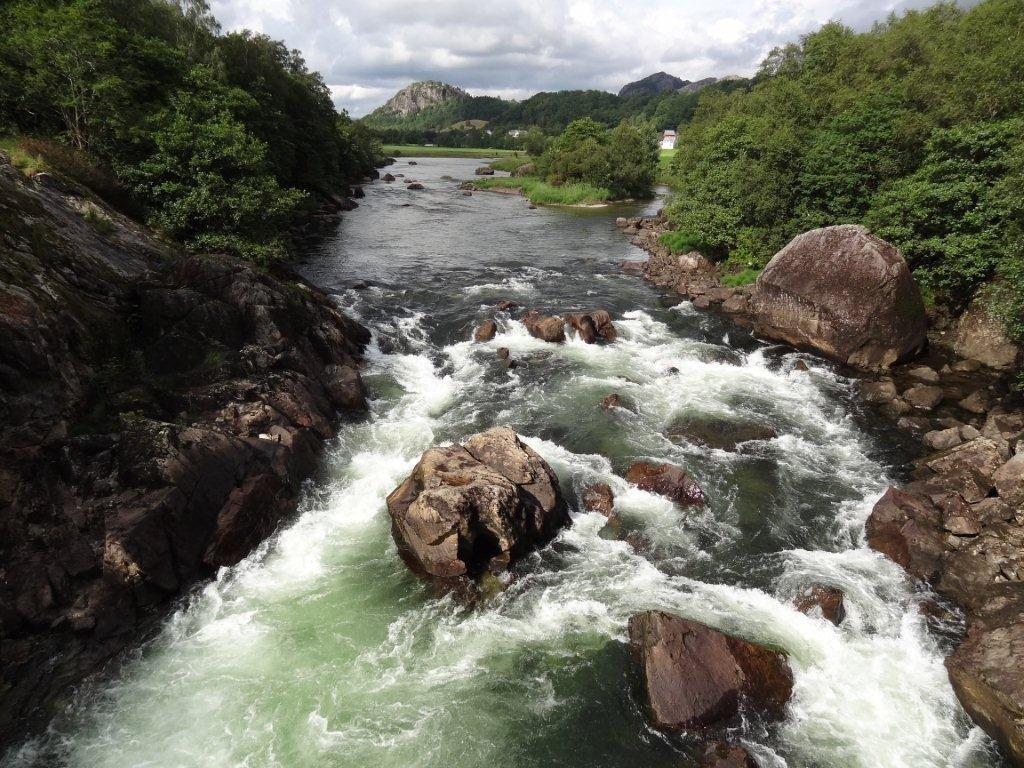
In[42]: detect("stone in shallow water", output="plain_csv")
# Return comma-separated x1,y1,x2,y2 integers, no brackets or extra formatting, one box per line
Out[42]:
625,461,705,506
628,611,793,731
794,585,846,625
665,415,777,452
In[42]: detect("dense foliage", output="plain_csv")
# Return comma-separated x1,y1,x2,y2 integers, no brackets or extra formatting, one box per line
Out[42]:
663,0,1024,337
0,0,381,262
537,118,658,199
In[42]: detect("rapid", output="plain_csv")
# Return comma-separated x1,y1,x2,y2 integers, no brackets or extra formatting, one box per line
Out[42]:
3,157,1004,768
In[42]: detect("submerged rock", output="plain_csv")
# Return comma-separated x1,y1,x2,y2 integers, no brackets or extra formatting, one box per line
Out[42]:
751,225,927,370
794,585,846,625
665,415,777,452
625,461,705,506
386,427,568,583
699,742,760,768
628,611,793,731
581,482,615,518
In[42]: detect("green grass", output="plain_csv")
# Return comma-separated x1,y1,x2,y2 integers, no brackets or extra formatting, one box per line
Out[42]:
472,177,611,206
0,136,47,175
659,231,705,253
382,144,519,159
488,155,534,173
721,268,762,287
657,148,677,185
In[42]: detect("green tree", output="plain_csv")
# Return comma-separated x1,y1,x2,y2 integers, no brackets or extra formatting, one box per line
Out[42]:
122,66,304,263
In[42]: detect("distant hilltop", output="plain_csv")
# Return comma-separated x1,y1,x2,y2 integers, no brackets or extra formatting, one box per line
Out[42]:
618,72,720,98
362,73,749,135
371,80,470,119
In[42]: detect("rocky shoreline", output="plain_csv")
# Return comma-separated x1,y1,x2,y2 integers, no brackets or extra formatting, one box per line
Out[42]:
617,212,1024,765
0,154,370,744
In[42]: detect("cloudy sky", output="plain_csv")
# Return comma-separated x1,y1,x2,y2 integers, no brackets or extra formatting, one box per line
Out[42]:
209,0,944,116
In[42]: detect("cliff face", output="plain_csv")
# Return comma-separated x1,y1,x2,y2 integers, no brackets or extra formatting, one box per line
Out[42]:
0,155,370,744
372,80,469,118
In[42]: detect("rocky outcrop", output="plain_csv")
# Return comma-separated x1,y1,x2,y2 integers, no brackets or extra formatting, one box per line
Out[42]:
0,154,370,744
945,585,1024,766
751,226,927,369
385,427,568,583
628,611,793,731
864,409,1024,763
474,166,495,176
370,80,469,119
953,295,1020,370
625,461,706,506
618,71,686,98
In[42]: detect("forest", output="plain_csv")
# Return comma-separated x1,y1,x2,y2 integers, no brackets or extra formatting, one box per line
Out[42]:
0,0,382,262
662,0,1024,341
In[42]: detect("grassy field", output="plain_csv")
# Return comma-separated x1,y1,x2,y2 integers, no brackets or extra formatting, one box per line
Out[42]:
657,148,677,185
383,144,522,159
488,155,535,173
472,177,610,206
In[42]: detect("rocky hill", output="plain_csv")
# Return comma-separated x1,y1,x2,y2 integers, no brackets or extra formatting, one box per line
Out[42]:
618,71,686,97
370,80,469,119
0,154,370,744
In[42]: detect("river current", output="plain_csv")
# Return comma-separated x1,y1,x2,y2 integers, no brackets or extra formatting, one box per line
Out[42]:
4,157,1004,767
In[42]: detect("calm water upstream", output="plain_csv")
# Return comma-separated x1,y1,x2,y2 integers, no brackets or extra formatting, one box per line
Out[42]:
5,157,1005,767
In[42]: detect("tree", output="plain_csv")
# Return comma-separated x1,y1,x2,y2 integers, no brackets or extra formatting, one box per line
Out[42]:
522,127,548,157
121,66,304,263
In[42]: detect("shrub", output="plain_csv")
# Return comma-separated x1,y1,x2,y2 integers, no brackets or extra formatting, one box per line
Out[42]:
721,268,762,287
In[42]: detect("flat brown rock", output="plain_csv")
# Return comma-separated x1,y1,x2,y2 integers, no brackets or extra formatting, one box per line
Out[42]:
628,611,793,731
626,461,705,506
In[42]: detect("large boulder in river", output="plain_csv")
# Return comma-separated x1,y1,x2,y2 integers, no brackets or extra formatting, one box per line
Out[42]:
626,461,705,506
386,427,568,582
628,611,793,731
751,225,927,370
521,309,566,343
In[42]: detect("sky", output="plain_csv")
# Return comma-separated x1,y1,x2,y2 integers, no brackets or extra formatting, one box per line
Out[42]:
208,0,944,116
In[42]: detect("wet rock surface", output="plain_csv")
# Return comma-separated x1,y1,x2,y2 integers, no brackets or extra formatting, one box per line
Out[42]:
616,209,1024,767
0,154,370,744
625,461,706,507
386,427,569,583
628,611,793,731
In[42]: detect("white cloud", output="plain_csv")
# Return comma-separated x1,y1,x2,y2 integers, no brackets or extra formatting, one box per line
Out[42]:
209,0,955,116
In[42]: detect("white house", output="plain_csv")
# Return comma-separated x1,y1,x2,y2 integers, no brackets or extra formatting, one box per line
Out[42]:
659,130,677,150
507,129,524,138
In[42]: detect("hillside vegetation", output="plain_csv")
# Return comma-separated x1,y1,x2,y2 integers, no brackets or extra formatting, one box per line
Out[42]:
0,0,381,262
364,81,749,145
663,0,1024,341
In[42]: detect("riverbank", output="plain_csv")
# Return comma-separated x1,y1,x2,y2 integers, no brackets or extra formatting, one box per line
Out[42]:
382,144,521,159
616,211,1024,766
0,153,370,745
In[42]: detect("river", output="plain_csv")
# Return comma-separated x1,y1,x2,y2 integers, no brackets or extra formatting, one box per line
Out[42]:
4,157,1004,767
